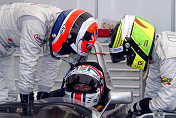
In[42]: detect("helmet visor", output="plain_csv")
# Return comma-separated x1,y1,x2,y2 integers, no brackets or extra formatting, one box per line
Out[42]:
66,74,99,92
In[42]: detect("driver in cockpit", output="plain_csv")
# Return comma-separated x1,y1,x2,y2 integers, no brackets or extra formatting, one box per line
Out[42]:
50,62,110,111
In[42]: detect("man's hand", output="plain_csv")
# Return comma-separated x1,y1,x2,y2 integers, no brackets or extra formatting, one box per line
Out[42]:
126,98,152,118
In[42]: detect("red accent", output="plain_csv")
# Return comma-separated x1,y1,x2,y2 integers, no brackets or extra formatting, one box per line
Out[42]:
53,109,56,118
83,65,103,78
98,29,111,37
8,38,13,42
87,23,98,33
135,18,147,28
160,76,171,85
149,59,151,64
29,3,37,5
82,40,89,52
96,105,104,111
100,54,105,60
52,9,85,53
82,23,98,52
74,93,82,104
138,61,143,65
101,84,104,98
91,66,103,78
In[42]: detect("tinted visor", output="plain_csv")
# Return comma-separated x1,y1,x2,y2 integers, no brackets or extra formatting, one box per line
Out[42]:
66,74,99,92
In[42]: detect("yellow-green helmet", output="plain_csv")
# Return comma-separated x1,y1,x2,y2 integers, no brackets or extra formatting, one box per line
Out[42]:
109,15,155,71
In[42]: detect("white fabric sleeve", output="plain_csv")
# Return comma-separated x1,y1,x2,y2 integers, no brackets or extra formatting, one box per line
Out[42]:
146,32,176,112
38,54,62,93
149,58,176,112
144,47,161,98
19,19,45,94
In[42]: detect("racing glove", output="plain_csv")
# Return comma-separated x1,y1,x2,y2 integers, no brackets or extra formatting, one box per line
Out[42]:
20,92,34,104
37,92,50,100
50,88,65,97
126,98,152,118
20,92,34,115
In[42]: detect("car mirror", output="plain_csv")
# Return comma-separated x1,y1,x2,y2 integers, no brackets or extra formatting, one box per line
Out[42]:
99,90,133,117
109,91,133,104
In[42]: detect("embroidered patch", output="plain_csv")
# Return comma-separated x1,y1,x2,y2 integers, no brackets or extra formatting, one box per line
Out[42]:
34,34,44,46
8,38,15,46
160,77,172,85
79,66,87,71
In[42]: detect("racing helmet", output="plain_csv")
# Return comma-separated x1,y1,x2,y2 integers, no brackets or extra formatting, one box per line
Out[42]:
49,9,98,57
109,15,155,71
65,62,105,108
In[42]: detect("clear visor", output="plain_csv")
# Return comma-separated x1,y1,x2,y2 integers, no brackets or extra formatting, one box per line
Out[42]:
66,74,99,92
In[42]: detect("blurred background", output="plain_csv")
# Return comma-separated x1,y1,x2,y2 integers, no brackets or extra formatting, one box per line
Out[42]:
0,0,175,32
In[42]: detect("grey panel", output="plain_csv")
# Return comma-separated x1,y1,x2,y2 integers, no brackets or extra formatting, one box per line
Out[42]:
98,0,171,32
0,0,23,5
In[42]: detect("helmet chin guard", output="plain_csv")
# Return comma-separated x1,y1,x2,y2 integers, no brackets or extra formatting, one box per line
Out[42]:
65,88,102,108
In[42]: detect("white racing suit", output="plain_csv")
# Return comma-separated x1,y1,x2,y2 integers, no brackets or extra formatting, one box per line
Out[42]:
0,3,62,103
145,31,176,112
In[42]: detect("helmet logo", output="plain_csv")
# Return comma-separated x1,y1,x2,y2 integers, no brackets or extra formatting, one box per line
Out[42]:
60,24,66,35
138,61,143,65
144,40,148,47
34,34,43,43
79,66,87,70
86,32,96,49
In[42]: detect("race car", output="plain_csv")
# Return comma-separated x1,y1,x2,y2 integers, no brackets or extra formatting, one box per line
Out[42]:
0,90,132,118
